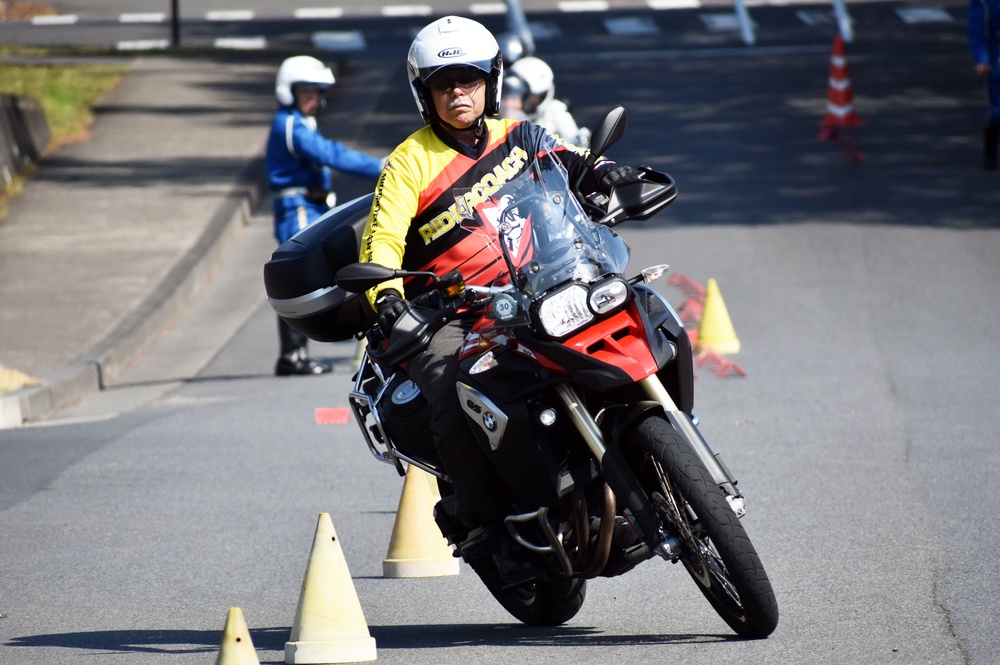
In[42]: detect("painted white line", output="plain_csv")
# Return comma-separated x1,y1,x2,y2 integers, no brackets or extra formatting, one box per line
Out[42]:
294,8,345,19
605,17,661,35
647,0,701,8
381,4,432,16
558,0,610,11
528,21,561,40
214,36,268,49
119,12,166,23
31,14,78,25
699,13,751,31
896,7,953,23
116,39,170,50
470,2,507,14
796,9,836,26
552,43,829,62
312,31,368,51
206,10,256,21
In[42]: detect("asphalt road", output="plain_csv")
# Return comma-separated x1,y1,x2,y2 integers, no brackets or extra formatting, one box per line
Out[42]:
2,7,999,664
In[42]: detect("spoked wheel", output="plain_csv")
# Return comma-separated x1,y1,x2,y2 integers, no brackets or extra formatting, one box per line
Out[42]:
469,558,587,627
629,415,779,638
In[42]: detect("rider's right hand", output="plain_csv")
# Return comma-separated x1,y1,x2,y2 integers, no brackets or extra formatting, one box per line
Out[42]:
375,289,410,332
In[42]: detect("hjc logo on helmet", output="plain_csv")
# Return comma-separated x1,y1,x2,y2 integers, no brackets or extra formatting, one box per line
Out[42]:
438,48,466,58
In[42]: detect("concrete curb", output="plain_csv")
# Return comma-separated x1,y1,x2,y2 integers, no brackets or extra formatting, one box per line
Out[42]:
0,154,268,428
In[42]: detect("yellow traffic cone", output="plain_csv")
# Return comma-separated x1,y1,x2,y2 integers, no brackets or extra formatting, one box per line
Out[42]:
215,607,260,665
695,278,741,355
383,465,460,578
285,513,377,664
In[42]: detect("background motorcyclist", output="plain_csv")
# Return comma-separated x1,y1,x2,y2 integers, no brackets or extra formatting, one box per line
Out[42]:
359,15,638,583
266,55,385,376
501,55,590,147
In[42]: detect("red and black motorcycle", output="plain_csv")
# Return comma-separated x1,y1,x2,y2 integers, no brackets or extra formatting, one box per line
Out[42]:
264,107,778,637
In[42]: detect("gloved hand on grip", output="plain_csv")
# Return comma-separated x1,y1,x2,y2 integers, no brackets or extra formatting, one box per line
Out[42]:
596,164,640,196
375,289,410,333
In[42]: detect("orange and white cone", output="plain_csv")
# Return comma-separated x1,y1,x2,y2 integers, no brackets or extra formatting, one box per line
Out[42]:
818,34,863,139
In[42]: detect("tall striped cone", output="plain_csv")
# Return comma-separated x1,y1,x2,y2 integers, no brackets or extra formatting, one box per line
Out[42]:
695,279,741,356
285,513,376,664
215,607,261,665
818,34,864,139
383,465,460,578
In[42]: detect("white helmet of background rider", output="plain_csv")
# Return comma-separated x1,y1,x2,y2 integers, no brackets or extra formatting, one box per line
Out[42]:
406,16,504,124
508,56,554,115
496,31,526,65
275,55,335,107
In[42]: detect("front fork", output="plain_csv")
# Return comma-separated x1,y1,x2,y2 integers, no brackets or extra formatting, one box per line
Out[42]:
639,377,746,518
554,377,745,558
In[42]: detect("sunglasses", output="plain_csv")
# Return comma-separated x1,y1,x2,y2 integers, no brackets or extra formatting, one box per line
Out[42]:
427,67,487,92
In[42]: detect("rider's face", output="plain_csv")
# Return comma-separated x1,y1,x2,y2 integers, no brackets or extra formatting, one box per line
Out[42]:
429,70,486,129
293,86,323,116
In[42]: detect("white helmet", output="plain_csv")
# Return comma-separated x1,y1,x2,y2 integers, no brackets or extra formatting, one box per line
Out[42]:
275,55,335,107
508,56,554,114
496,31,526,65
406,16,503,123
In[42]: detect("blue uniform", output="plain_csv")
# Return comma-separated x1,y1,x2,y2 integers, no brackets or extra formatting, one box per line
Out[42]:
266,105,383,243
968,0,1000,123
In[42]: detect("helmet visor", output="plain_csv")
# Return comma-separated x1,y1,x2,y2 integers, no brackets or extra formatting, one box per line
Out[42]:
425,66,488,93
418,60,494,86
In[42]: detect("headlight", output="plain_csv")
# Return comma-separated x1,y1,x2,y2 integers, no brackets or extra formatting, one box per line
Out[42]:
537,284,593,337
589,278,629,314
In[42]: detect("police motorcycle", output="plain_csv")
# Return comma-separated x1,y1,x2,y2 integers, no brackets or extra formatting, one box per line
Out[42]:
264,108,778,637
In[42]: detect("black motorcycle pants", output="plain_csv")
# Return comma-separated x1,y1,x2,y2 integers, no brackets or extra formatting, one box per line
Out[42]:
405,317,507,520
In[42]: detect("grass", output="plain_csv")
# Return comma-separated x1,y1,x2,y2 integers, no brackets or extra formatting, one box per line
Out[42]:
0,52,129,217
0,56,127,147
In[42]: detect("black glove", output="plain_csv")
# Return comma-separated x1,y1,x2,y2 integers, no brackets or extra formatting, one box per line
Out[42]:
596,164,640,196
375,290,409,332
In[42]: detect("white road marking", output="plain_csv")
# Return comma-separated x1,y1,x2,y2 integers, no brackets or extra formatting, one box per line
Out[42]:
605,17,661,35
294,8,345,19
558,0,610,11
312,31,368,51
896,7,953,23
647,0,701,8
31,15,78,25
700,13,751,32
469,2,507,14
206,10,256,21
381,5,432,16
213,36,267,49
116,39,170,50
119,13,166,23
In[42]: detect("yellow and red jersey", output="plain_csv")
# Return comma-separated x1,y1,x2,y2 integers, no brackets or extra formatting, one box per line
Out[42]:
361,117,604,306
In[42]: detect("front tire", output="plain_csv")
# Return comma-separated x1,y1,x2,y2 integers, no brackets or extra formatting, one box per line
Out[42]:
629,415,779,638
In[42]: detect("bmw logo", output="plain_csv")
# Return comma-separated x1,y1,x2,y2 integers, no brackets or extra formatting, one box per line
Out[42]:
482,412,497,432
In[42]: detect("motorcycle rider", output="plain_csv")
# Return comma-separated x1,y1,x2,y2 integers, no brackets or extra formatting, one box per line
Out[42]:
501,55,590,147
359,15,639,583
267,55,384,376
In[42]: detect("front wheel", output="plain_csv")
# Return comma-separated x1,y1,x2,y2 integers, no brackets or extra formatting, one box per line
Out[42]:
629,415,779,638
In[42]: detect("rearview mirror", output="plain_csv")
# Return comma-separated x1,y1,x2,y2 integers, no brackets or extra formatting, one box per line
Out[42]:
335,262,397,293
587,106,628,167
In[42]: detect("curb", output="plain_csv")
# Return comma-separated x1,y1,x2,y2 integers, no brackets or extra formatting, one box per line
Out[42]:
0,153,268,429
